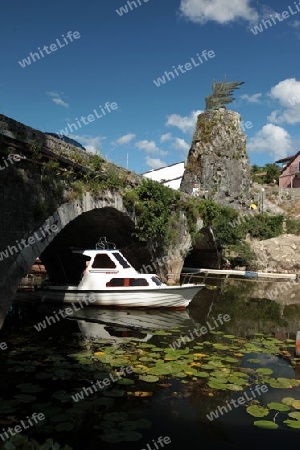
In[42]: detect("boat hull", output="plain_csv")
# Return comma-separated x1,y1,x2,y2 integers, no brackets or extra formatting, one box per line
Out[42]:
38,285,205,309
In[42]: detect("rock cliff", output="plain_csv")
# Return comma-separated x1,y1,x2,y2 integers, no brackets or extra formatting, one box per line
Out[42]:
180,110,252,208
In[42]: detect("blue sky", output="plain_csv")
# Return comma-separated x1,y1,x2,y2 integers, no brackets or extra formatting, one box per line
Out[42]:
1,0,300,173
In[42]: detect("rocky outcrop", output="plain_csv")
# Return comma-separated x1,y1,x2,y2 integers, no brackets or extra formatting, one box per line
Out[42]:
250,234,300,273
180,110,252,208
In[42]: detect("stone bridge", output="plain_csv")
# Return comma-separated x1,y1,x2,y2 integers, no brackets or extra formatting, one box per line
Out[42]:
0,114,198,326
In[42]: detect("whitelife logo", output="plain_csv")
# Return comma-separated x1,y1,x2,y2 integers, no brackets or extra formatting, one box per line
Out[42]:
34,294,96,332
153,50,215,87
0,412,45,443
116,0,150,16
206,385,268,421
18,31,81,68
0,218,60,261
169,314,231,350
250,2,300,35
58,102,118,137
71,366,134,402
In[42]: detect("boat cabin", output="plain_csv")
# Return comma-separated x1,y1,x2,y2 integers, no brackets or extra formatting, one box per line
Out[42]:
72,248,165,290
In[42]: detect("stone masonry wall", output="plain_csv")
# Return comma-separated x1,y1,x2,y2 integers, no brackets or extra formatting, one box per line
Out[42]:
180,110,252,209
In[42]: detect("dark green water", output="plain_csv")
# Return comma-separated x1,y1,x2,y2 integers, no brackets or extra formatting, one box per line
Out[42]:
1,277,300,449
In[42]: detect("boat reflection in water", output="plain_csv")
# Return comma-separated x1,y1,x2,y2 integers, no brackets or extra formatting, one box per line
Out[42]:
67,307,196,342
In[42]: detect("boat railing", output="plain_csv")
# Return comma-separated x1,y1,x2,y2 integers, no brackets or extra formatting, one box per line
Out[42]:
95,237,116,249
167,271,209,285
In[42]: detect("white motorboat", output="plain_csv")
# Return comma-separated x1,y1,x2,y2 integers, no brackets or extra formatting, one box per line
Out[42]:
38,238,205,309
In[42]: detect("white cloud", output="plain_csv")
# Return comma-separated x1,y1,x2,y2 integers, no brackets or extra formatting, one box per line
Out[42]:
289,20,300,28
248,123,294,160
268,78,300,124
240,93,262,103
145,156,167,169
160,132,173,143
172,138,190,153
166,110,202,133
71,135,105,154
135,140,169,156
114,133,136,145
179,0,259,25
47,91,69,108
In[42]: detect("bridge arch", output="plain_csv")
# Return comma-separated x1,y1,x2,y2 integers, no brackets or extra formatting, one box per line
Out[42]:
0,191,144,326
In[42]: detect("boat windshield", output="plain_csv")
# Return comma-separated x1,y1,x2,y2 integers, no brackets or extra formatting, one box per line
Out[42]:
151,276,162,286
112,252,131,268
92,254,116,269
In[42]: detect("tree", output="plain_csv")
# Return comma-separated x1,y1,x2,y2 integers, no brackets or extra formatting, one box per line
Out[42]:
264,163,280,184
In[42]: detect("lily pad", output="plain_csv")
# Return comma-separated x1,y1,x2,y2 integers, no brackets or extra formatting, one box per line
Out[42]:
139,375,159,383
16,383,44,393
103,412,129,421
256,368,273,375
284,420,300,429
103,389,125,397
100,431,143,443
253,420,278,429
282,397,296,406
14,394,37,403
288,412,300,420
55,422,73,431
267,402,290,412
292,400,300,410
246,405,269,417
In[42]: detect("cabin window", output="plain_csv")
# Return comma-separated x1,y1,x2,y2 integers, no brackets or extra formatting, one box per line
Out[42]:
106,278,125,287
129,278,149,286
92,254,116,269
112,252,131,268
298,160,300,171
151,276,162,286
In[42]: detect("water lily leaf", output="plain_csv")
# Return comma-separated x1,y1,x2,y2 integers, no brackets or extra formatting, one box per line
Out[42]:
50,413,72,423
254,420,278,429
284,420,300,429
54,369,73,380
100,430,142,443
267,402,290,412
103,389,125,397
292,400,300,410
246,405,269,417
120,419,152,430
0,399,19,413
268,378,296,389
195,371,210,378
282,397,296,405
94,397,114,406
55,422,73,431
247,359,260,363
103,412,128,421
222,356,239,363
35,372,53,379
52,390,70,403
223,335,236,339
256,368,273,375
14,394,36,403
16,383,44,393
226,384,244,391
208,379,227,390
288,412,300,420
200,364,215,370
139,375,159,383
116,378,135,385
